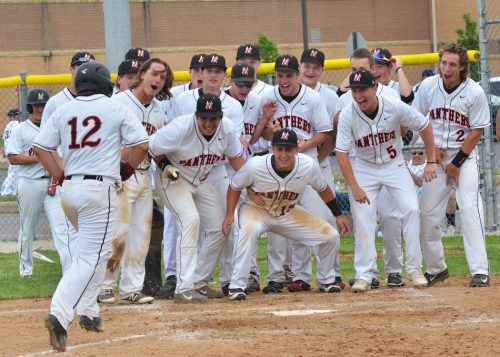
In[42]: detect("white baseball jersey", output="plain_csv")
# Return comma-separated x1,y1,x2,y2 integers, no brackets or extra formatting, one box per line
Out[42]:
260,85,332,158
7,120,48,179
252,80,273,96
412,75,490,153
172,89,244,135
239,91,268,157
387,80,400,94
337,83,399,112
3,120,20,151
171,83,191,97
314,82,340,119
113,90,166,169
41,88,75,128
34,94,149,181
161,83,193,122
230,153,327,217
149,113,243,185
336,94,429,165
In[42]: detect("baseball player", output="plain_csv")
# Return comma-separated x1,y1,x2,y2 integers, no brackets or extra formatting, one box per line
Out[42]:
172,53,244,296
99,58,173,304
336,48,401,289
114,59,140,93
413,68,435,93
225,63,278,292
290,48,345,290
157,54,206,297
149,94,245,303
7,89,74,277
257,54,334,294
35,61,149,351
223,128,351,300
412,43,491,287
336,70,436,293
41,51,95,127
235,44,273,95
1,108,20,195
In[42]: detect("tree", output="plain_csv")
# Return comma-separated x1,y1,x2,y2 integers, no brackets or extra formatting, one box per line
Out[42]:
256,33,279,64
456,13,480,81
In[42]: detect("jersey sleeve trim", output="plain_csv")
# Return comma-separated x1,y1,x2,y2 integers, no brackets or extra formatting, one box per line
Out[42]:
123,138,149,148
415,117,430,132
32,142,58,152
335,148,349,153
470,122,491,129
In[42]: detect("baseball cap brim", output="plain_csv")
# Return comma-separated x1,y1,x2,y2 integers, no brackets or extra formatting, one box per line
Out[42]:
195,110,223,118
203,64,227,70
232,77,255,83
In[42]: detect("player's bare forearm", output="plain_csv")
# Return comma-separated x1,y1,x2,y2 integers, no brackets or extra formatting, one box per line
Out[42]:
336,151,370,204
223,187,241,236
410,172,424,187
318,185,335,202
229,155,245,172
459,128,483,154
394,58,413,97
299,131,328,153
127,142,149,168
121,147,132,161
7,153,40,165
33,148,63,179
317,131,335,162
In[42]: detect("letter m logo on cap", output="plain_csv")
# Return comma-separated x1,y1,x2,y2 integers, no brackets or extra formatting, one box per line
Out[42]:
132,60,139,68
198,55,204,63
245,46,253,55
211,55,219,64
205,101,213,110
137,49,144,57
281,131,289,140
281,57,290,66
85,53,91,61
38,93,44,100
242,66,249,75
354,73,362,82
310,50,318,58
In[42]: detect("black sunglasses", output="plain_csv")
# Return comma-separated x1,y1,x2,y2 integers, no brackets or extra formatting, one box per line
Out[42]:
411,151,424,155
234,81,254,88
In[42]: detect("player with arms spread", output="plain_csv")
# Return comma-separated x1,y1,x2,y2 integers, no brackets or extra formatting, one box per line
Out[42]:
34,62,149,352
223,128,351,300
336,70,436,293
412,43,491,287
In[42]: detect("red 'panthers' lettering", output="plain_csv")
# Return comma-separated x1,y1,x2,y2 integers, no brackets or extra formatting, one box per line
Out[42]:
142,122,157,136
429,108,470,128
275,116,312,134
355,130,396,148
257,190,300,201
180,154,222,167
244,123,255,135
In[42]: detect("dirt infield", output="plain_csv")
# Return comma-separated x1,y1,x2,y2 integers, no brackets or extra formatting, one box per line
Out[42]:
2,277,499,357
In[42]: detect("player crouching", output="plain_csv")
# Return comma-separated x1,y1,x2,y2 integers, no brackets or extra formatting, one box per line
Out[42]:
222,128,351,300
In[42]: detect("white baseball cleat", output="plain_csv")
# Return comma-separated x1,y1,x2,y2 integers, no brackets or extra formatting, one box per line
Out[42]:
174,289,207,303
351,279,370,293
408,271,428,288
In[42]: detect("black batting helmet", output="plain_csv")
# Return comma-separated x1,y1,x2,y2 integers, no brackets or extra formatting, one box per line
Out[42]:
26,88,49,114
75,61,113,97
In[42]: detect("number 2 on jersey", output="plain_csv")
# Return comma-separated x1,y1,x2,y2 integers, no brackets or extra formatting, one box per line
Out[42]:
68,116,102,149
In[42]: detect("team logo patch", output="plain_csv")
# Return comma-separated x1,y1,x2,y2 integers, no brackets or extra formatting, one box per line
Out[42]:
281,132,289,140
354,73,362,82
281,57,290,66
205,101,213,110
211,55,219,64
198,56,204,63
241,67,249,75
84,53,91,61
245,46,253,55
137,49,145,57
38,93,44,100
131,60,139,68
310,50,318,58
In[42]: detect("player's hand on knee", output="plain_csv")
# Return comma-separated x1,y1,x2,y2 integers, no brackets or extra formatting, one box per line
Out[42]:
222,215,234,237
352,187,370,204
423,163,437,182
247,187,265,206
336,215,352,236
445,163,459,184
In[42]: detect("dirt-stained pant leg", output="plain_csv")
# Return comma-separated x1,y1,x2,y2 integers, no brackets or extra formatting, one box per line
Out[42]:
51,179,117,329
119,170,153,298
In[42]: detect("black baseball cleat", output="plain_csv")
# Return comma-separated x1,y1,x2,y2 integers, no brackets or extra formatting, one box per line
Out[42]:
262,281,284,294
424,268,449,286
469,274,490,287
386,273,405,287
79,315,104,333
228,288,247,301
45,314,67,352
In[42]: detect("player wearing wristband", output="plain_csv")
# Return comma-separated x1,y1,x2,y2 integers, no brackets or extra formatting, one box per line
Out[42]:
412,43,491,287
223,128,351,300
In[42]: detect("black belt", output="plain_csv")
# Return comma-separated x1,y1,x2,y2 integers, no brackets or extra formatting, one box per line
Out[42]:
253,150,269,157
65,175,104,181
39,176,50,179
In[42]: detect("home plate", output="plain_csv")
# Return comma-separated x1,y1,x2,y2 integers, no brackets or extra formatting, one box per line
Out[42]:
269,309,336,317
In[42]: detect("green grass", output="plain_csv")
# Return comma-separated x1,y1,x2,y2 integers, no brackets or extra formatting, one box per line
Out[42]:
1,235,500,300
0,195,17,202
